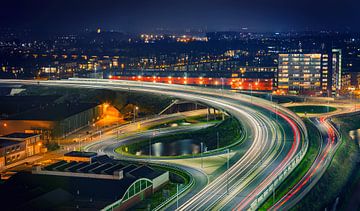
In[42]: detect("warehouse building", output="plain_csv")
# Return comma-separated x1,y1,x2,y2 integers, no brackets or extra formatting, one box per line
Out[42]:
0,103,105,141
0,133,42,168
0,153,169,210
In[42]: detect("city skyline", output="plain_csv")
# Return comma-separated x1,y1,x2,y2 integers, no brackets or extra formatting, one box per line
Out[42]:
1,1,360,210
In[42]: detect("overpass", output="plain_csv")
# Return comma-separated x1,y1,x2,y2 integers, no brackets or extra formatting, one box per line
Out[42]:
0,78,308,210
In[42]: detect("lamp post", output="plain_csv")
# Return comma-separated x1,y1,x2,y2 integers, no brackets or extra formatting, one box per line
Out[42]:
133,106,139,123
201,142,204,168
226,148,230,194
250,84,253,103
220,77,224,95
0,122,7,136
150,130,156,161
176,183,179,209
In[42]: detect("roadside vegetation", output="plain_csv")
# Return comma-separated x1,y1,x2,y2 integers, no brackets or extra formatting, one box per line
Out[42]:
287,105,336,114
146,114,222,130
20,85,173,115
292,113,360,210
117,116,243,158
259,119,321,210
132,164,191,210
45,142,60,151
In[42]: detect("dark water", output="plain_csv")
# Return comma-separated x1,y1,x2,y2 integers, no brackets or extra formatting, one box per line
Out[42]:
350,129,360,146
136,139,201,156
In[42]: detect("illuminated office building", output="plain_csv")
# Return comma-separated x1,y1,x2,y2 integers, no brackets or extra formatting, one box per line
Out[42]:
278,49,342,96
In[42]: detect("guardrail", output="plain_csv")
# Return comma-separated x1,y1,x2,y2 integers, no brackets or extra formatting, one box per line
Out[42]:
152,163,195,211
101,162,195,211
67,78,310,210
247,111,309,210
249,136,309,210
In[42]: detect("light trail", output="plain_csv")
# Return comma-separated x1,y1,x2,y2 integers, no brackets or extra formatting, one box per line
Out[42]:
270,117,339,210
0,79,307,210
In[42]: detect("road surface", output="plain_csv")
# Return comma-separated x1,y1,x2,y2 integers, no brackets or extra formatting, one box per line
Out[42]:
270,117,340,210
0,79,308,210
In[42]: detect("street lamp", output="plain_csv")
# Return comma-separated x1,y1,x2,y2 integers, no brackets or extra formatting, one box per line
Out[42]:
250,84,253,103
150,130,156,161
226,148,230,195
201,142,204,168
1,123,7,136
133,106,139,123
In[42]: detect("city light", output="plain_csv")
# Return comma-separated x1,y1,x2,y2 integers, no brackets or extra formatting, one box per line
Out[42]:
0,3,359,210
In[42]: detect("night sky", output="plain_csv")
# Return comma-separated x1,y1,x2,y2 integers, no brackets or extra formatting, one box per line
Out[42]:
1,0,359,33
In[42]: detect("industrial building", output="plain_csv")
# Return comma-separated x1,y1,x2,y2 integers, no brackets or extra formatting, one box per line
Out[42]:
0,133,42,168
105,69,277,91
0,153,169,210
0,102,105,141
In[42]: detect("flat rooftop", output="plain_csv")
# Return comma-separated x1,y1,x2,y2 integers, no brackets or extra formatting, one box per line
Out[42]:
44,155,166,180
0,139,23,148
6,102,100,121
0,154,169,210
0,172,137,210
0,95,61,116
0,132,40,139
64,151,98,158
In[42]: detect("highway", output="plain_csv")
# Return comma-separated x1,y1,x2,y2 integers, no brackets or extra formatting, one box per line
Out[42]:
270,117,340,210
0,79,308,210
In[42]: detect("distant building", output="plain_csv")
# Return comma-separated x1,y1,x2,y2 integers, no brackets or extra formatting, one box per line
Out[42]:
341,72,353,91
0,133,42,168
105,69,277,91
0,153,169,210
278,49,342,96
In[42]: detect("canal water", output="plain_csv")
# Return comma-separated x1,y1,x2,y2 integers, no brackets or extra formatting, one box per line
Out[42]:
135,139,201,156
350,129,360,147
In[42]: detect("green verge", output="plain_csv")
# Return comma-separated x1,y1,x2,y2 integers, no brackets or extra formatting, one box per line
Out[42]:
146,114,222,130
258,119,321,210
130,164,191,210
287,105,336,114
116,117,243,158
291,114,359,210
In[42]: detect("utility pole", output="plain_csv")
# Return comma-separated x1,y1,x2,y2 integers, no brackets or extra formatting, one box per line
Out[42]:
221,77,224,95
133,106,139,123
250,84,253,103
150,131,155,161
78,134,81,151
227,148,230,194
273,183,275,203
201,142,204,168
176,183,179,209
207,108,209,122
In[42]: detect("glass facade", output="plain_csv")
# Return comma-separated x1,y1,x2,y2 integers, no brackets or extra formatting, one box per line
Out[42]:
278,50,341,95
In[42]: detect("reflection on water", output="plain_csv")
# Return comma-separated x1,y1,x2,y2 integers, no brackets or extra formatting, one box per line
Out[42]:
350,129,360,146
136,139,201,156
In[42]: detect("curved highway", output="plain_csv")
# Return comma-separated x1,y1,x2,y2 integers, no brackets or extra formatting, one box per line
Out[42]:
270,117,340,210
0,79,308,210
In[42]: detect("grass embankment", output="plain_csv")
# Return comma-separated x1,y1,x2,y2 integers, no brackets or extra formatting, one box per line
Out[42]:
292,114,360,210
259,119,321,210
146,114,222,130
20,85,173,115
132,164,191,210
117,117,242,157
288,105,336,114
